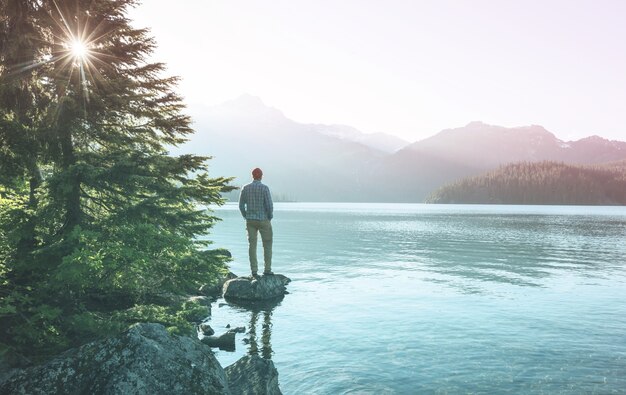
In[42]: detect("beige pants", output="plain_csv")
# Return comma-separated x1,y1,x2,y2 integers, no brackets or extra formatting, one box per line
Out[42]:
246,220,273,273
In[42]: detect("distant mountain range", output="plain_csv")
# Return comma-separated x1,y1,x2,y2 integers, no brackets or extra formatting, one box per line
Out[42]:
372,121,626,201
402,121,626,167
179,95,626,202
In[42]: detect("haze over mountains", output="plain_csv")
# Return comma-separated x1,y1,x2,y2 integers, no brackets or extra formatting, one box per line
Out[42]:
312,124,408,153
179,95,626,202
375,121,626,201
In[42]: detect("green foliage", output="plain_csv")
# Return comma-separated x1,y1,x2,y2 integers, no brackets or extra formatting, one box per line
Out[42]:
427,161,626,205
110,300,208,337
0,0,233,362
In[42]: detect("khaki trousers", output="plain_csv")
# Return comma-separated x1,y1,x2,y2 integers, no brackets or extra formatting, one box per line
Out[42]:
246,220,272,273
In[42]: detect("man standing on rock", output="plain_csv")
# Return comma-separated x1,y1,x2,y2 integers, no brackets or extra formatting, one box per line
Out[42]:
239,168,274,277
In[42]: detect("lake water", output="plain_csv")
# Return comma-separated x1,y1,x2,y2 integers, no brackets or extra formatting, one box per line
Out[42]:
204,203,626,394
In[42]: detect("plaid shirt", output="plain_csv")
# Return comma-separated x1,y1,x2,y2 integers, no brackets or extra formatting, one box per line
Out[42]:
239,180,273,220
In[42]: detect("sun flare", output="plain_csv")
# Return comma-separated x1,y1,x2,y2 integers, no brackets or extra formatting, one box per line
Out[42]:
69,39,88,60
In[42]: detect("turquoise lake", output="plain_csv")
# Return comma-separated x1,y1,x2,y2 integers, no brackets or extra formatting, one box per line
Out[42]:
204,203,626,394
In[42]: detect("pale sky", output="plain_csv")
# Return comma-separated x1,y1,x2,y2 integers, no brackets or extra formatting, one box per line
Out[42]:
129,0,626,142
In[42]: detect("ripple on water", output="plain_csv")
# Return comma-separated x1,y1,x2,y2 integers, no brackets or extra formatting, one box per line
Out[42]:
206,204,626,394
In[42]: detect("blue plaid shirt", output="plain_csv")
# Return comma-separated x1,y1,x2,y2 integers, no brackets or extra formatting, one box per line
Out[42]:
239,180,273,220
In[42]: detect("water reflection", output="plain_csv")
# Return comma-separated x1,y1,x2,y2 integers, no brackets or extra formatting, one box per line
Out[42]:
225,298,281,360
247,308,273,359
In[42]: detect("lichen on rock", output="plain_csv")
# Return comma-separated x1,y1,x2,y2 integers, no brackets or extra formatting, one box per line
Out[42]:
0,323,229,394
225,355,282,395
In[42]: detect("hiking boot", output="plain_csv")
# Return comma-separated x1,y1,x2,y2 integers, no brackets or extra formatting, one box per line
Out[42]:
263,271,274,276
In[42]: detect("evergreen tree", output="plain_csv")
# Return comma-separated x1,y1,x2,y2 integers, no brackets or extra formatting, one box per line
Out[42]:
1,0,233,362
426,161,626,205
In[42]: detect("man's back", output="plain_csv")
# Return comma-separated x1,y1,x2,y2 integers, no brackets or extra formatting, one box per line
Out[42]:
240,168,274,276
239,180,273,221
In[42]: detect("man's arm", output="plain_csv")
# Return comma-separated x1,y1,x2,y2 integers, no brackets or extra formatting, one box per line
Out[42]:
238,187,247,218
264,186,273,220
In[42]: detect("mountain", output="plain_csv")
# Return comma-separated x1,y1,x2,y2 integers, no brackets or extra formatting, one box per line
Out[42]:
179,95,385,201
402,121,626,167
179,97,626,202
426,161,626,205
372,122,626,201
313,124,408,153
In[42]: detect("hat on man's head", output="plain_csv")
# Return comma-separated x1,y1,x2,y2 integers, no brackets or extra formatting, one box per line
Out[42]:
252,168,263,179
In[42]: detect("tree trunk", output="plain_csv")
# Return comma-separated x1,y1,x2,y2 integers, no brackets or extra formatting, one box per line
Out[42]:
15,163,42,260
59,125,81,232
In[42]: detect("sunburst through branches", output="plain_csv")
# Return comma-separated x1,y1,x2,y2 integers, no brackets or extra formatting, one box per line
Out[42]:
68,38,89,61
2,1,116,113
51,0,106,107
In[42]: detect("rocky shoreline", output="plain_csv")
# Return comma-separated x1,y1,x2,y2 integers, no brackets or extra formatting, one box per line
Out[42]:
0,273,290,395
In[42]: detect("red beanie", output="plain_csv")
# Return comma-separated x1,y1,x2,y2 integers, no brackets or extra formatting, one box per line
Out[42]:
252,168,263,179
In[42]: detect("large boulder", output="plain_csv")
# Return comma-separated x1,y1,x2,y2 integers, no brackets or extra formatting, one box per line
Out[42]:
225,355,282,395
0,323,230,395
223,275,291,302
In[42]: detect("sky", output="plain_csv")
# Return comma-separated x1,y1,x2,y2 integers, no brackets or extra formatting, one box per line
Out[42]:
129,0,626,143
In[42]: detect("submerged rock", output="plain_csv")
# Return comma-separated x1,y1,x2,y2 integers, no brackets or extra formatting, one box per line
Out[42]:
223,274,291,302
225,355,282,395
0,323,230,395
199,322,215,336
201,326,244,351
201,331,236,351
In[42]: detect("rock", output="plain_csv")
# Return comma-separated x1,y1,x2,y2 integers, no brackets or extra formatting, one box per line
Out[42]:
201,331,236,351
188,295,211,306
225,355,282,395
199,323,215,336
223,274,291,302
0,323,230,395
200,271,238,298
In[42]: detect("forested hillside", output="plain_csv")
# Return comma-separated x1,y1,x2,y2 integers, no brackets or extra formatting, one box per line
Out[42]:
427,161,626,205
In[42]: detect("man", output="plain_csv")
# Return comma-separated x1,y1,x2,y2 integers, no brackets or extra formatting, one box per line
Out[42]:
239,168,274,277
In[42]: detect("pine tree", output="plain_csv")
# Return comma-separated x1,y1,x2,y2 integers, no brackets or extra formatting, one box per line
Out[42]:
426,161,626,205
1,0,233,362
